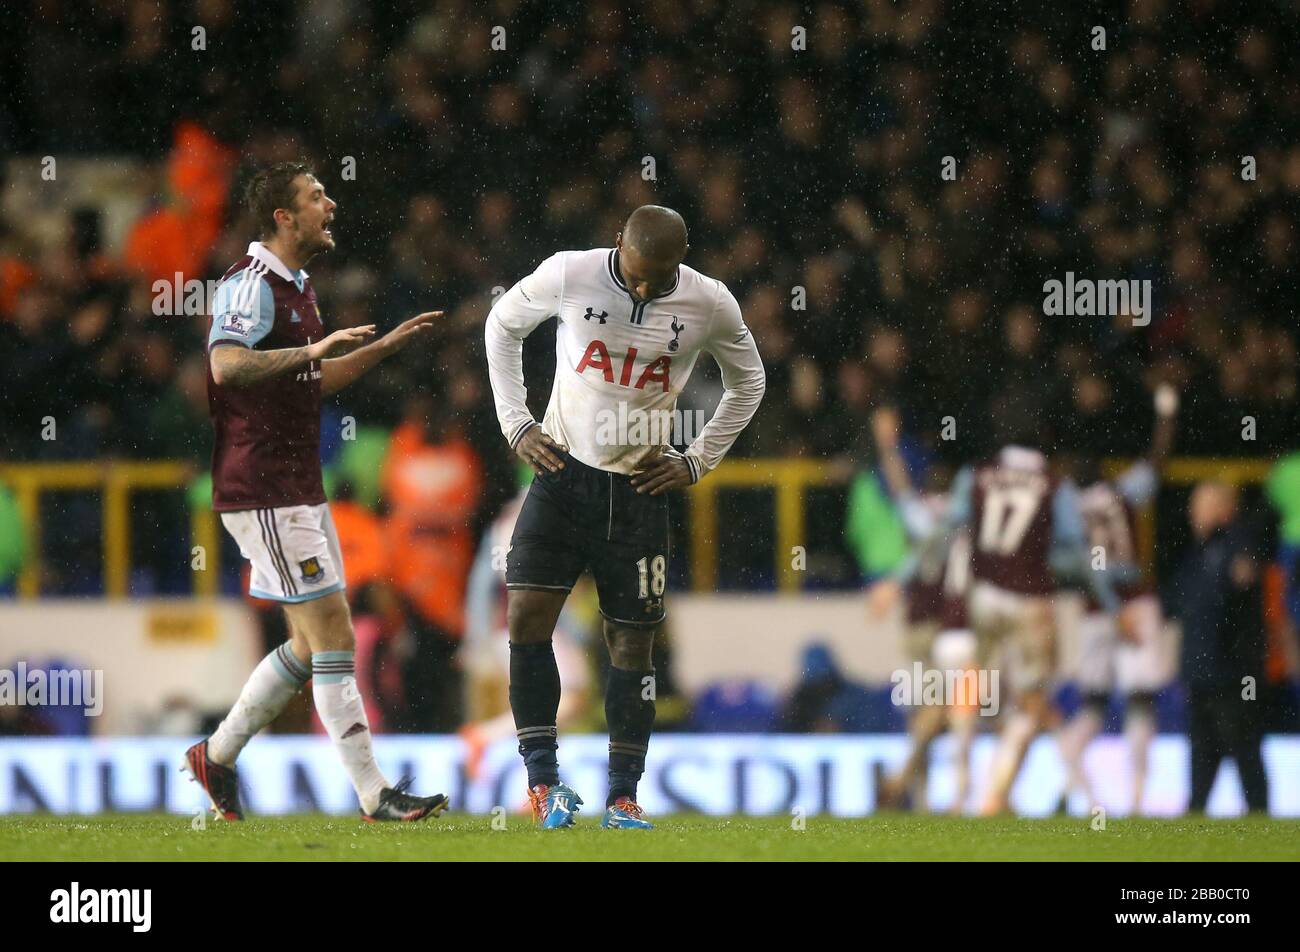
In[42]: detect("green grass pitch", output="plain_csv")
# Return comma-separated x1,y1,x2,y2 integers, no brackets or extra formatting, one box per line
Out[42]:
3,814,1298,861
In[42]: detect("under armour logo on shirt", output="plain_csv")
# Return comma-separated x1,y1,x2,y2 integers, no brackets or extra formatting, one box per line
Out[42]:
583,307,608,324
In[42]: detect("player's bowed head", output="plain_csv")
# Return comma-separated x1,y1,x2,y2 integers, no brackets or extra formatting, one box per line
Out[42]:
615,205,690,303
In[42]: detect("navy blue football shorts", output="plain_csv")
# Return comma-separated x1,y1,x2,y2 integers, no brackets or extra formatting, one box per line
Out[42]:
506,451,670,628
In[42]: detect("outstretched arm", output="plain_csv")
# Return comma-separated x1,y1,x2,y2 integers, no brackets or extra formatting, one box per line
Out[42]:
211,325,374,388
1052,479,1120,612
321,311,440,396
896,464,972,581
211,342,313,387
871,405,912,499
208,265,381,389
1115,383,1180,506
1150,383,1179,464
869,403,940,541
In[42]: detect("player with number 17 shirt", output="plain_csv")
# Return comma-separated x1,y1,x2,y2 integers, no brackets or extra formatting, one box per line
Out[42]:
940,442,1118,814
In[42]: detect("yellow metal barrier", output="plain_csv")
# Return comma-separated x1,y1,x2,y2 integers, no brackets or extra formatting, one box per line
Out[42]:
687,458,834,593
0,462,217,599
0,457,844,598
0,457,1281,600
695,457,1279,595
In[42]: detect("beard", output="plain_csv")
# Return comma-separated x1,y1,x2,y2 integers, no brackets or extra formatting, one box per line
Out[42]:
295,225,334,261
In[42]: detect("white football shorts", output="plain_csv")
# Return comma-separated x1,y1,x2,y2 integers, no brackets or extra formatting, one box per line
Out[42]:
1075,594,1169,695
968,581,1055,694
220,503,346,603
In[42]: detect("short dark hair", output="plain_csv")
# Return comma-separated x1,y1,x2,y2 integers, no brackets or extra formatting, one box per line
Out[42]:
245,162,313,239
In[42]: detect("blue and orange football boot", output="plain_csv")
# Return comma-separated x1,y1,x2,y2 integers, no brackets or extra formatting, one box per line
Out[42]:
528,782,583,829
601,796,654,830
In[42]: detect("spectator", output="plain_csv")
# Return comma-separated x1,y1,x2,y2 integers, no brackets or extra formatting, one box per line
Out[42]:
780,643,877,733
381,393,483,731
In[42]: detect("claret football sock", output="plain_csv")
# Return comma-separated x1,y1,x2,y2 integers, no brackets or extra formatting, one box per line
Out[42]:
312,650,388,814
208,642,310,766
605,665,656,806
510,641,563,789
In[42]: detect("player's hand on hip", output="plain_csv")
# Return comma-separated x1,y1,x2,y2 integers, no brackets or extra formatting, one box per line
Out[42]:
309,325,376,360
381,311,442,354
516,427,567,475
631,452,692,495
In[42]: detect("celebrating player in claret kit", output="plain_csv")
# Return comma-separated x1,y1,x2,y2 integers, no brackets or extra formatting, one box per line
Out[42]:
869,406,978,813
935,424,1121,816
485,205,765,829
185,162,448,822
1058,384,1180,816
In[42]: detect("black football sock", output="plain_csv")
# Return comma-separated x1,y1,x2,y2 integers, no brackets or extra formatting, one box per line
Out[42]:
509,641,562,789
606,665,656,806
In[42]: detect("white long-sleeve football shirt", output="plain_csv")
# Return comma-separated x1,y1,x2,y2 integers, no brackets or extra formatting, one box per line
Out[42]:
485,248,765,479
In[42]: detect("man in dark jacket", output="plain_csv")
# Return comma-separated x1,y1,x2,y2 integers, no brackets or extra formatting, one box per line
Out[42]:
1166,482,1269,813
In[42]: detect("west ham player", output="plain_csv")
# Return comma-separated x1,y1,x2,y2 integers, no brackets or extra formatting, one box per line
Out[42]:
869,407,978,813
484,206,765,829
1057,385,1178,815
185,162,447,822
939,429,1119,815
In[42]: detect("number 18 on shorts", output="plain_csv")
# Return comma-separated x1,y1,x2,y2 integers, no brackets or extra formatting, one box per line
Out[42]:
505,453,670,627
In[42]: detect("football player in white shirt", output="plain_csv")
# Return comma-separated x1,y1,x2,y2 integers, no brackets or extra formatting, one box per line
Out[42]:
485,206,764,829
